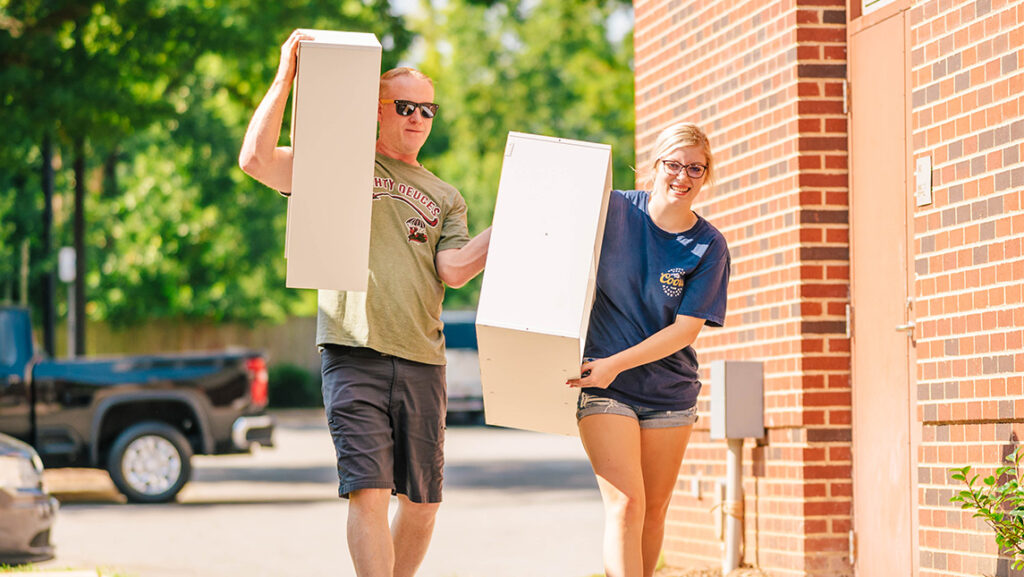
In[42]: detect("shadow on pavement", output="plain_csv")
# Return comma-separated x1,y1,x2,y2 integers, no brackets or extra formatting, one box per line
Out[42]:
193,464,337,484
444,459,597,493
197,460,597,493
59,496,338,509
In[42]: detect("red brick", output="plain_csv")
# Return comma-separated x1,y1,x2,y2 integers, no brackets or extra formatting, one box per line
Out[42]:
804,500,850,516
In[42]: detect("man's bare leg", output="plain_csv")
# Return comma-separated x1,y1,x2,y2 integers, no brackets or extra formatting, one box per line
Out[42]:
392,493,441,577
348,488,394,577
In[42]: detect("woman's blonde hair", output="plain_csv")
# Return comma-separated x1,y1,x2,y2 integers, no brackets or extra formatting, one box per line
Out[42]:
645,122,714,185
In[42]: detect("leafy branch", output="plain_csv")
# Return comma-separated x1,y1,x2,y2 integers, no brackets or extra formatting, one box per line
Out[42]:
950,445,1024,569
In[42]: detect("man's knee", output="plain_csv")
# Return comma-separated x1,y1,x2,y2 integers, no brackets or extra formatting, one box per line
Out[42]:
397,495,441,522
349,488,392,514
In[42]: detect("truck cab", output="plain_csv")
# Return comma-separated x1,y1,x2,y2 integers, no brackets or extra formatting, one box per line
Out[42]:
0,306,274,503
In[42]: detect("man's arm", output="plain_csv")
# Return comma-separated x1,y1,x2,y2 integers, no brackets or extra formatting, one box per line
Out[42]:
238,30,313,193
435,227,492,288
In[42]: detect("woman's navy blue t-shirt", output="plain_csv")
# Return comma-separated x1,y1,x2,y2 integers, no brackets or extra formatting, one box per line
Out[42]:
582,189,731,411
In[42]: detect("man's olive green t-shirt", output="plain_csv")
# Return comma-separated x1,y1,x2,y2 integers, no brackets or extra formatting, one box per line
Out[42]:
316,152,471,365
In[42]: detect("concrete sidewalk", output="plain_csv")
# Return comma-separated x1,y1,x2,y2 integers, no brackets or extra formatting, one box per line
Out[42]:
37,411,605,577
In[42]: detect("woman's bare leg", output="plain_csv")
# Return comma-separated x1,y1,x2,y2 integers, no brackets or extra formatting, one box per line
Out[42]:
638,425,694,577
580,414,646,577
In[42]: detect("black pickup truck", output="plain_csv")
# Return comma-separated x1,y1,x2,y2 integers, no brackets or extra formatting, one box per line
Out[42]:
0,306,274,503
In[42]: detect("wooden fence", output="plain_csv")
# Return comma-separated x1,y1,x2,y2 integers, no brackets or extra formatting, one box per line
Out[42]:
50,316,322,373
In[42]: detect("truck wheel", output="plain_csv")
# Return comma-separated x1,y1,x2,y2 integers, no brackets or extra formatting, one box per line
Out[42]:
107,422,193,503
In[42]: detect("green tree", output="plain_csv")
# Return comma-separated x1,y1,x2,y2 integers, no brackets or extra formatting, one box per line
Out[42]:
1,0,634,332
0,0,411,329
410,0,635,308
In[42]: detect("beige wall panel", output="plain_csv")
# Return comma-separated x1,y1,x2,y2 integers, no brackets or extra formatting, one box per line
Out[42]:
849,12,914,575
476,132,612,436
286,30,381,291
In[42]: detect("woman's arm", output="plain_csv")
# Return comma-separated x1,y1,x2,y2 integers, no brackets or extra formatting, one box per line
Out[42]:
566,314,707,389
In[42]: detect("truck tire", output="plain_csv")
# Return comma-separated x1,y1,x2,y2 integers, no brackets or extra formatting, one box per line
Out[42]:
107,421,193,503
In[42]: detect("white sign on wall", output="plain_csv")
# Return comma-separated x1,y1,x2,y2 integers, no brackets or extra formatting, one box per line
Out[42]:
915,155,933,207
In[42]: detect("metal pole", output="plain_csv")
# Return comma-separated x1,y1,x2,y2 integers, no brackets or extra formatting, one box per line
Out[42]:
723,437,744,574
67,282,76,358
58,247,76,358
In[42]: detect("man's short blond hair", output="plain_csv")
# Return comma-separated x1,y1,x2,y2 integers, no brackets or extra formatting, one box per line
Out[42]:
380,67,434,96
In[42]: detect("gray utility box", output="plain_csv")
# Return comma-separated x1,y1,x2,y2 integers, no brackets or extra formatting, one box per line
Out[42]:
709,360,765,440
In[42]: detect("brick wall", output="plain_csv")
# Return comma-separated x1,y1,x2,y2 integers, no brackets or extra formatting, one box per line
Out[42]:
633,0,852,575
635,0,1023,574
910,0,1024,575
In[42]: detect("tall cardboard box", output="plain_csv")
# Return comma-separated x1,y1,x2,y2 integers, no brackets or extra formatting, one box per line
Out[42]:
285,30,381,291
476,132,613,436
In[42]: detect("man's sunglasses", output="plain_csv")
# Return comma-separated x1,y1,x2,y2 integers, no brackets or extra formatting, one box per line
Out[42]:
660,159,708,179
380,99,439,119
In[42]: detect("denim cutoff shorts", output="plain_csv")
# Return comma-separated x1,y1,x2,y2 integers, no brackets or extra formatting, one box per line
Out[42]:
576,390,698,429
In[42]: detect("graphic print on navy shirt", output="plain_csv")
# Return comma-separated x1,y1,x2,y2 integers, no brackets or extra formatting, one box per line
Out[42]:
583,189,730,411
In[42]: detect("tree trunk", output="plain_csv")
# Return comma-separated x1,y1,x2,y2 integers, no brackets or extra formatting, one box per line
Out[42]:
41,133,56,357
103,148,119,198
73,139,86,356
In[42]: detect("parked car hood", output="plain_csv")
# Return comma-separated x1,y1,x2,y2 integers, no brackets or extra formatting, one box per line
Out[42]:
0,433,37,462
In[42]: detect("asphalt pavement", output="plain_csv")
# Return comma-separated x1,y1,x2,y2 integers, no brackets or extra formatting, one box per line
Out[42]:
37,410,605,577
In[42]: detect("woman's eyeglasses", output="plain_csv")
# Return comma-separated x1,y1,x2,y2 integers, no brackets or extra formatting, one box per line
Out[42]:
660,159,707,179
380,99,439,119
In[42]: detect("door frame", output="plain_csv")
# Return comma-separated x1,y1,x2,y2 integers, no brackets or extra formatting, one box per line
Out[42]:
847,1,920,574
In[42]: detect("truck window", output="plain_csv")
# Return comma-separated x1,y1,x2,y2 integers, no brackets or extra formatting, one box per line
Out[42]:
0,313,16,369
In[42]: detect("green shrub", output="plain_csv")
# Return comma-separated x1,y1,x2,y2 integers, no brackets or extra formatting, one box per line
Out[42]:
950,445,1024,570
268,363,322,408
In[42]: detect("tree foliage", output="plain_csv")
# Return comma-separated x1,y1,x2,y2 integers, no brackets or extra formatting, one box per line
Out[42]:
0,0,634,325
412,0,635,308
1,0,411,325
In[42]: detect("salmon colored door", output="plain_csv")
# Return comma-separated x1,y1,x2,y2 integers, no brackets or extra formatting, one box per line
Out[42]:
849,9,916,577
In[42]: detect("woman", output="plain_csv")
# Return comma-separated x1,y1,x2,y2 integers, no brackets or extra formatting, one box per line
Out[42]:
567,122,730,577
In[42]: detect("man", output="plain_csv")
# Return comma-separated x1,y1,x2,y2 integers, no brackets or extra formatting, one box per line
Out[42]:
239,30,491,577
